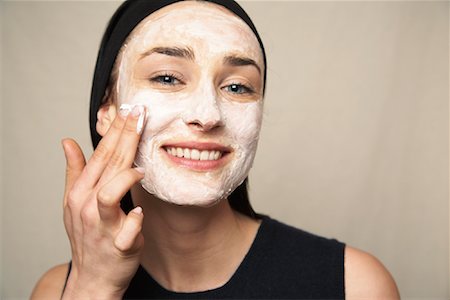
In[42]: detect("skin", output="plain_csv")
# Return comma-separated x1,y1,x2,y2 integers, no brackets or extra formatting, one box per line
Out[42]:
31,1,400,299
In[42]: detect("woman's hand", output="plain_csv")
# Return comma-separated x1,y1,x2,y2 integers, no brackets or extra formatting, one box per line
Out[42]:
61,105,146,300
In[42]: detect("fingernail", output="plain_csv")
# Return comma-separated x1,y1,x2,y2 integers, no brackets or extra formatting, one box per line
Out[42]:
134,106,146,134
132,206,143,215
131,105,144,117
119,104,132,118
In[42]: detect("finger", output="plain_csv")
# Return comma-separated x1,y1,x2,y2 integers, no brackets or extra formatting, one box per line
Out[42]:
114,206,144,253
82,109,128,187
62,138,86,205
99,105,146,185
97,168,145,226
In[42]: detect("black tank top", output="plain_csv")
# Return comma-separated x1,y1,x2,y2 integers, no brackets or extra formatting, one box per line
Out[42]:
121,216,345,299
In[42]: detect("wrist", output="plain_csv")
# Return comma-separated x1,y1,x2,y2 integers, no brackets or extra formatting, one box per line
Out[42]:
62,276,126,300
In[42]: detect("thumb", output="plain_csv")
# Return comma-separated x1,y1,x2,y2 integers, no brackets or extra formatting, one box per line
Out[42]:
62,138,86,203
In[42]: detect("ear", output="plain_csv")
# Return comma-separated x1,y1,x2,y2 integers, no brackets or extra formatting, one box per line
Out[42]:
96,103,117,137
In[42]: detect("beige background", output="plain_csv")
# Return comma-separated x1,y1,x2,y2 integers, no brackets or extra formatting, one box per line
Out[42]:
1,0,448,299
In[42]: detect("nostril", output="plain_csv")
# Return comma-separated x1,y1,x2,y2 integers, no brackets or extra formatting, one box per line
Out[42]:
188,120,222,131
189,121,204,130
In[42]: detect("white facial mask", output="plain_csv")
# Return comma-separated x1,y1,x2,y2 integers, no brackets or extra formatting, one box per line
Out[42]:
116,2,264,206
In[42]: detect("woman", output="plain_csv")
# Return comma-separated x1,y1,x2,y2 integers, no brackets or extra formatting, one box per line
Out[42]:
32,0,399,299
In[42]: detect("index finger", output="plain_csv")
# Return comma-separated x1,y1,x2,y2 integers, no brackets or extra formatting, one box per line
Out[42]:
80,107,129,187
98,105,146,186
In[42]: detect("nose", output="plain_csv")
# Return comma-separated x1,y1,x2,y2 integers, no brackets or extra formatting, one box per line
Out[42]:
182,85,224,132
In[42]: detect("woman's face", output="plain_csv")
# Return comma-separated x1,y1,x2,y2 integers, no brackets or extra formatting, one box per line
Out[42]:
116,1,264,206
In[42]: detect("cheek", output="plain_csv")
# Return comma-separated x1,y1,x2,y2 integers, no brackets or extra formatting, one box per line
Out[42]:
222,101,263,148
120,89,188,138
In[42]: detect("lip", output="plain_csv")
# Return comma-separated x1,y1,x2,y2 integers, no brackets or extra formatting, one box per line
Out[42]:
161,141,232,172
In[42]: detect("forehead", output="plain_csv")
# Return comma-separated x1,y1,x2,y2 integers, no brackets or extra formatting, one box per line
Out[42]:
125,1,264,66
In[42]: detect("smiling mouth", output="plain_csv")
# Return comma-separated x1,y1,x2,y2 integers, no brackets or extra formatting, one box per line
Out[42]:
164,147,223,161
161,143,231,171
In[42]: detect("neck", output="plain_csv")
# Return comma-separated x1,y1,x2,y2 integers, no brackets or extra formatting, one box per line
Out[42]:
130,185,260,292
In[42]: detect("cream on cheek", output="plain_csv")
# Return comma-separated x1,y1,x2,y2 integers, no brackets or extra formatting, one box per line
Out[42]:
222,100,263,152
124,89,188,139
218,100,263,196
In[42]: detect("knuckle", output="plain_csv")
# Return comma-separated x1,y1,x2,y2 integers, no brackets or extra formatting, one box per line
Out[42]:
108,151,125,168
114,236,139,254
66,190,79,208
80,203,97,226
112,118,124,131
114,238,128,253
122,121,137,135
92,143,110,162
97,188,115,208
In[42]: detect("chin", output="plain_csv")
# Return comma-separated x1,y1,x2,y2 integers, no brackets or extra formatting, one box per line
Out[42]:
140,179,228,207
163,196,223,208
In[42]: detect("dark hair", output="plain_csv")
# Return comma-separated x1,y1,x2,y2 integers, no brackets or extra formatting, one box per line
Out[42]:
89,0,266,218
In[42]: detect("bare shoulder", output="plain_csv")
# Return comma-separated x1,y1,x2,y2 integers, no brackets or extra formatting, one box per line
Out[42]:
30,263,69,300
345,246,400,300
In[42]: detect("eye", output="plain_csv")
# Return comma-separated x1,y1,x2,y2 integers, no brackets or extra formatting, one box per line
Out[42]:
223,83,254,95
150,73,183,86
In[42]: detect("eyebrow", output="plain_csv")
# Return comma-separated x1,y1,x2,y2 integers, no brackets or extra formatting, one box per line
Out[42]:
223,55,261,74
140,46,195,60
140,47,261,74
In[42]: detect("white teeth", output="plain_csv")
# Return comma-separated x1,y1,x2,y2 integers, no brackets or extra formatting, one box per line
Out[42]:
214,151,221,160
191,149,200,160
165,147,224,161
176,147,183,158
200,150,209,161
183,148,191,159
208,151,215,160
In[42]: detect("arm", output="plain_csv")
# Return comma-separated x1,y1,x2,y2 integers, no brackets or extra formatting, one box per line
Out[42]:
345,246,400,300
31,263,69,300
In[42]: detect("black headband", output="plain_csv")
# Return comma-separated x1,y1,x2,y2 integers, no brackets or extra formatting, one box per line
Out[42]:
89,0,267,148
